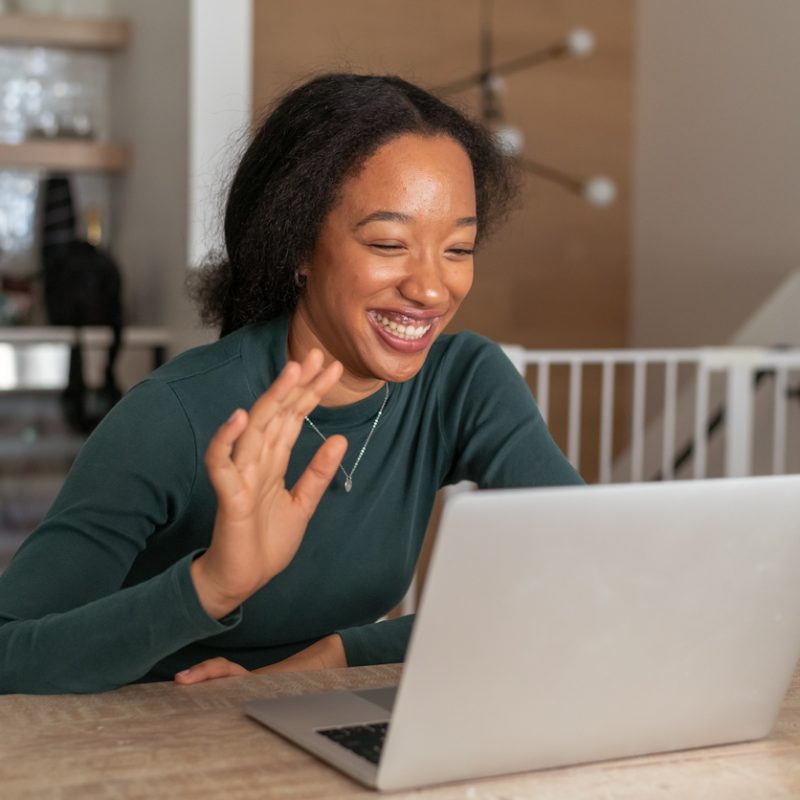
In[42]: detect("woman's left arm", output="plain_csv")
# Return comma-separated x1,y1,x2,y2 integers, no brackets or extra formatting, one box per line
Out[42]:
329,339,584,667
176,614,416,680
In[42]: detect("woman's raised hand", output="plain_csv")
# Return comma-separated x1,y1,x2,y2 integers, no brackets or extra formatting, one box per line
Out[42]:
190,349,347,619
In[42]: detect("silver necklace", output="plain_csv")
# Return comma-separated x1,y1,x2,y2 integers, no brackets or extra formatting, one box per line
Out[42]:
303,383,390,493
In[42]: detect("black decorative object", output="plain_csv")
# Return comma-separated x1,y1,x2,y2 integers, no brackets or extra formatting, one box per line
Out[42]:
41,174,124,433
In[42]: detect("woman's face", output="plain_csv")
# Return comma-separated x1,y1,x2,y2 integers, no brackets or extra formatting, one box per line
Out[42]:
291,133,477,401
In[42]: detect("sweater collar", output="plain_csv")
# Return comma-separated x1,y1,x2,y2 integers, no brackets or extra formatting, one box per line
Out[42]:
241,315,396,429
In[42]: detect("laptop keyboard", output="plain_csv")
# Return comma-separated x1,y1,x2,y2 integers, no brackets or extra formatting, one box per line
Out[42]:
317,721,389,765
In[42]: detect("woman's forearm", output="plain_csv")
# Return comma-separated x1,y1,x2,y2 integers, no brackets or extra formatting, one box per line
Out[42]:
0,553,240,695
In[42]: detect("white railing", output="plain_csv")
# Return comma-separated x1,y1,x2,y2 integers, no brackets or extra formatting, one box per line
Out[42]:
502,345,800,483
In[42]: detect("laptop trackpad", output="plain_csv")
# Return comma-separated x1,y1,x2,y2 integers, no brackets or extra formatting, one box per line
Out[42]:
353,686,398,712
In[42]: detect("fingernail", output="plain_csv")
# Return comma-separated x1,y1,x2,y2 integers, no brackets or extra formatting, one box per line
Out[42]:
176,669,190,677
227,410,239,424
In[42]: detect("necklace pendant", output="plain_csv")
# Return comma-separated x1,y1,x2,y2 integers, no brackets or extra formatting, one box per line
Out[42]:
305,383,389,498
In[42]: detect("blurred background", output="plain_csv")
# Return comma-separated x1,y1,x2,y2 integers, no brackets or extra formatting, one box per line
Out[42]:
0,0,799,567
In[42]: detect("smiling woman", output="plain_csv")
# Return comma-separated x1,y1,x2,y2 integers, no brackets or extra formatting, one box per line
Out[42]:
0,74,582,695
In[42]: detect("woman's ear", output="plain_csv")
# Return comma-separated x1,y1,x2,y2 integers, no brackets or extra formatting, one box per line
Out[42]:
294,267,309,288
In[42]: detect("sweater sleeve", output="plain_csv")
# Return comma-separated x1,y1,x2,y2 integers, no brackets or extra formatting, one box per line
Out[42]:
0,379,241,694
338,615,413,667
336,336,584,667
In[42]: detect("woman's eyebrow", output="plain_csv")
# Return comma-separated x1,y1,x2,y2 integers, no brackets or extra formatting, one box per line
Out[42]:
354,211,478,228
355,210,413,228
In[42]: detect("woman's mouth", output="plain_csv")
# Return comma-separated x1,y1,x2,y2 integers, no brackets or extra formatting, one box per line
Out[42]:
368,310,440,352
373,312,432,341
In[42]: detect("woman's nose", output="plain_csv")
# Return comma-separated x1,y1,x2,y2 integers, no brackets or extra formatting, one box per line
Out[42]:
398,255,448,306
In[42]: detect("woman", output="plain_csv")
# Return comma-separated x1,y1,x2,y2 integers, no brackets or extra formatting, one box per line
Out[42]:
0,74,581,695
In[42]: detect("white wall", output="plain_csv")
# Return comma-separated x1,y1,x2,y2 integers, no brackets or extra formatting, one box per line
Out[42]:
109,0,191,337
188,0,252,269
108,0,252,356
632,0,800,348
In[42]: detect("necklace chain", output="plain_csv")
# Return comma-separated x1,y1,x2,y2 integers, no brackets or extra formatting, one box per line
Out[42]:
303,383,390,493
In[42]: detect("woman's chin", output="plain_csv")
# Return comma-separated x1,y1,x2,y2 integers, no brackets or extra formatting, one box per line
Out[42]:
364,347,432,386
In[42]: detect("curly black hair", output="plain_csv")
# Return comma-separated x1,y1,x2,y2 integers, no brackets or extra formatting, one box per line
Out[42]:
190,73,519,335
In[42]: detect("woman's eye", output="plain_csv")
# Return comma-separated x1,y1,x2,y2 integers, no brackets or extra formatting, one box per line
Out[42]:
371,243,404,251
448,248,475,257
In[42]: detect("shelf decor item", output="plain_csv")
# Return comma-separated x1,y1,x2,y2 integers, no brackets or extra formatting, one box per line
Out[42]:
0,8,129,293
0,46,106,144
0,10,130,170
41,174,123,433
0,171,37,275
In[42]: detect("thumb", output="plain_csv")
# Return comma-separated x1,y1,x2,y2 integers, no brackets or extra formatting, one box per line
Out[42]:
291,434,348,515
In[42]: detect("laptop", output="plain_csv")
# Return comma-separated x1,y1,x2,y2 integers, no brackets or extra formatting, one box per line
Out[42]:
246,475,800,791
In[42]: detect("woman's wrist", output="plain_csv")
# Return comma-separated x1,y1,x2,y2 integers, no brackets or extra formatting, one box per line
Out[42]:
323,633,347,668
190,555,246,620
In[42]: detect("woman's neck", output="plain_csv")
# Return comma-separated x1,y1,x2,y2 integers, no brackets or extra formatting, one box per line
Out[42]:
287,311,385,408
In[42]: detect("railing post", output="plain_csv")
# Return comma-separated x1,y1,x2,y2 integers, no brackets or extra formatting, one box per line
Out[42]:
693,360,710,479
724,355,755,478
630,360,646,482
661,359,678,480
500,344,527,376
568,360,583,470
773,367,789,474
598,359,615,484
536,361,550,423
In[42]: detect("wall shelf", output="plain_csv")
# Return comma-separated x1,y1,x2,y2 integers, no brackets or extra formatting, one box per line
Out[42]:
0,13,130,51
0,326,170,347
0,326,171,391
0,140,130,172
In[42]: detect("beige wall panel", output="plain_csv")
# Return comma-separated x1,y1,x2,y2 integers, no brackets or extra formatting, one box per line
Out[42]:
253,0,480,108
633,0,800,347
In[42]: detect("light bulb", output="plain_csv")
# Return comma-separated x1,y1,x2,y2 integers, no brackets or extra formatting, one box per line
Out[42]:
566,28,595,58
493,125,525,157
583,176,617,207
486,73,506,94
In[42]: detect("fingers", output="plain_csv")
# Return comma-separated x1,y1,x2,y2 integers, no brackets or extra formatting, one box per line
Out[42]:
205,348,345,513
257,362,344,479
174,657,248,685
234,351,343,467
205,409,249,504
291,434,349,517
247,349,329,431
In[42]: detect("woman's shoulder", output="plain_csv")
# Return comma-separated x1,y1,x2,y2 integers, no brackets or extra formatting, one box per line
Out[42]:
419,328,530,416
147,327,250,386
425,328,516,378
111,327,259,434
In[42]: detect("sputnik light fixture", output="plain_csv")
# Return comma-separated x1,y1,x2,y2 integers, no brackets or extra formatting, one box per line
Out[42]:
434,0,617,208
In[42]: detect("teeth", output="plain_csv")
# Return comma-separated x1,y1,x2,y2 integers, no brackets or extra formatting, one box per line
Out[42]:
375,313,432,341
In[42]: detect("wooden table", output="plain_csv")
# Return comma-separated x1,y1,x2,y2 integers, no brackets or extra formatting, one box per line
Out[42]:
2,665,799,799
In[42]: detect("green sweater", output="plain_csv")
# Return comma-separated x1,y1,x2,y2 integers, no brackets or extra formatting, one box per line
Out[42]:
0,317,581,694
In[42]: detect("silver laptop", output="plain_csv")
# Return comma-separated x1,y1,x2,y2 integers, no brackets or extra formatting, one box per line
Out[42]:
246,475,800,791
